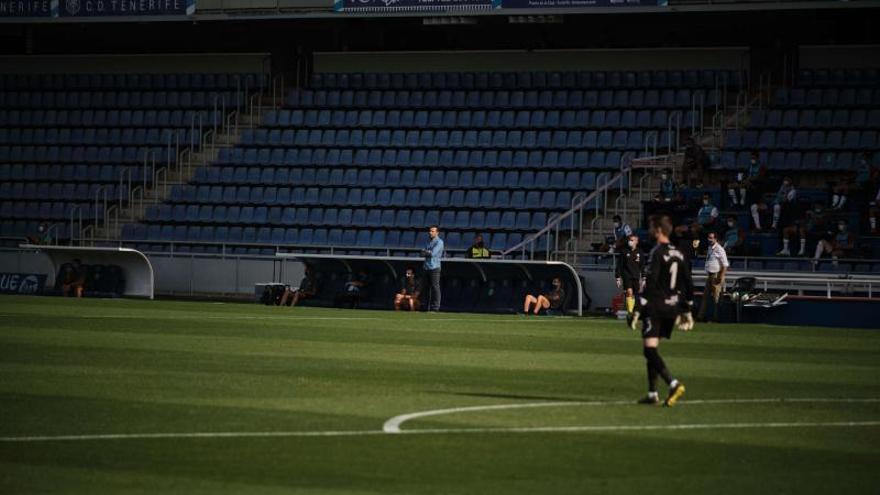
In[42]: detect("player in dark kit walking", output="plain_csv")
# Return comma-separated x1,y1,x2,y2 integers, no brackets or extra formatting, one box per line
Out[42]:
630,215,695,407
615,233,644,322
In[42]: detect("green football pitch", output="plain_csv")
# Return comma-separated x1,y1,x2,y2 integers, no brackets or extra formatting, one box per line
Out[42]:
1,295,879,494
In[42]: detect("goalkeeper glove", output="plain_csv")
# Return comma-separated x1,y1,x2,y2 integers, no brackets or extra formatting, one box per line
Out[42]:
675,312,695,332
629,311,641,331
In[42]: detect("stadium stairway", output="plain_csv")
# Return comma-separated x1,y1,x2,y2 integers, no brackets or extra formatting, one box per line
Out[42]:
0,72,277,246
94,81,285,241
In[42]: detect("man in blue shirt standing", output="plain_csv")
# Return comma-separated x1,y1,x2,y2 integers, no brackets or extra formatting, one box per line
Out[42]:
422,225,444,312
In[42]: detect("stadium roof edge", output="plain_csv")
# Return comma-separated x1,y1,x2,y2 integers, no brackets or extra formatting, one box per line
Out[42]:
1,0,879,24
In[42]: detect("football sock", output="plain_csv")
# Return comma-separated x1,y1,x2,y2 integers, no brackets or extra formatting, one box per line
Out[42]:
727,188,736,205
871,217,877,230
644,347,674,386
782,239,789,250
832,195,840,208
669,379,680,389
838,196,846,208
626,295,635,314
799,238,806,254
646,362,658,393
814,242,824,260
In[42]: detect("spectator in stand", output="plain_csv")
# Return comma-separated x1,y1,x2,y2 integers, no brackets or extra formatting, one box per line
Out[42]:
721,216,746,255
522,277,566,315
658,168,680,203
682,137,708,188
698,231,729,322
61,258,87,298
465,234,491,259
27,222,53,245
598,215,633,254
280,265,318,307
675,193,720,240
751,176,796,231
728,151,767,208
394,267,421,311
833,152,878,211
777,202,830,257
870,185,880,235
814,219,856,265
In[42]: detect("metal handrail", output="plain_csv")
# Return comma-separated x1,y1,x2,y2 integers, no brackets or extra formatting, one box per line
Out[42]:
503,157,642,260
667,111,681,154
68,205,83,246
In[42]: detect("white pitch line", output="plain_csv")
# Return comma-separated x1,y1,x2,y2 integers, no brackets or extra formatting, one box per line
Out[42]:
382,397,880,433
398,420,880,435
54,315,381,321
3,420,880,443
0,430,386,442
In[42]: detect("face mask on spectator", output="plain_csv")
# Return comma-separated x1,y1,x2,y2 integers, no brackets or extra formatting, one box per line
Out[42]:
727,221,735,228
703,199,710,205
613,222,620,229
661,174,668,180
628,240,637,249
838,224,846,232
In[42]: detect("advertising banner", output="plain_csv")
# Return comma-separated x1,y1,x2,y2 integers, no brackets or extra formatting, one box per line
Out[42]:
334,0,493,13
0,0,196,17
0,273,47,295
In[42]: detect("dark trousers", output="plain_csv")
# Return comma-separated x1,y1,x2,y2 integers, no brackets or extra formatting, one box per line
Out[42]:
424,268,441,311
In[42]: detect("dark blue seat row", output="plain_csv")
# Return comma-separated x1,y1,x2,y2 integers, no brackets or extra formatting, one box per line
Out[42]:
128,223,529,251
0,109,222,128
146,205,553,231
1,220,55,238
261,109,691,131
726,129,879,151
719,150,879,171
191,167,600,191
237,128,660,152
796,68,880,88
0,201,105,220
0,91,242,110
287,88,715,110
163,187,578,211
214,147,638,170
0,182,129,201
772,88,880,108
310,70,740,91
0,145,168,164
0,164,147,183
0,73,267,91
0,127,195,147
749,108,880,129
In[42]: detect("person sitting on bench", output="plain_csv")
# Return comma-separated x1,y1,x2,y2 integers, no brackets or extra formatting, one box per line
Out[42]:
280,265,318,307
394,267,421,311
523,277,566,315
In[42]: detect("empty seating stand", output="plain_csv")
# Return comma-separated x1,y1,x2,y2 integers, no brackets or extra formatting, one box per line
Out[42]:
126,69,741,255
720,68,880,171
0,72,266,243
